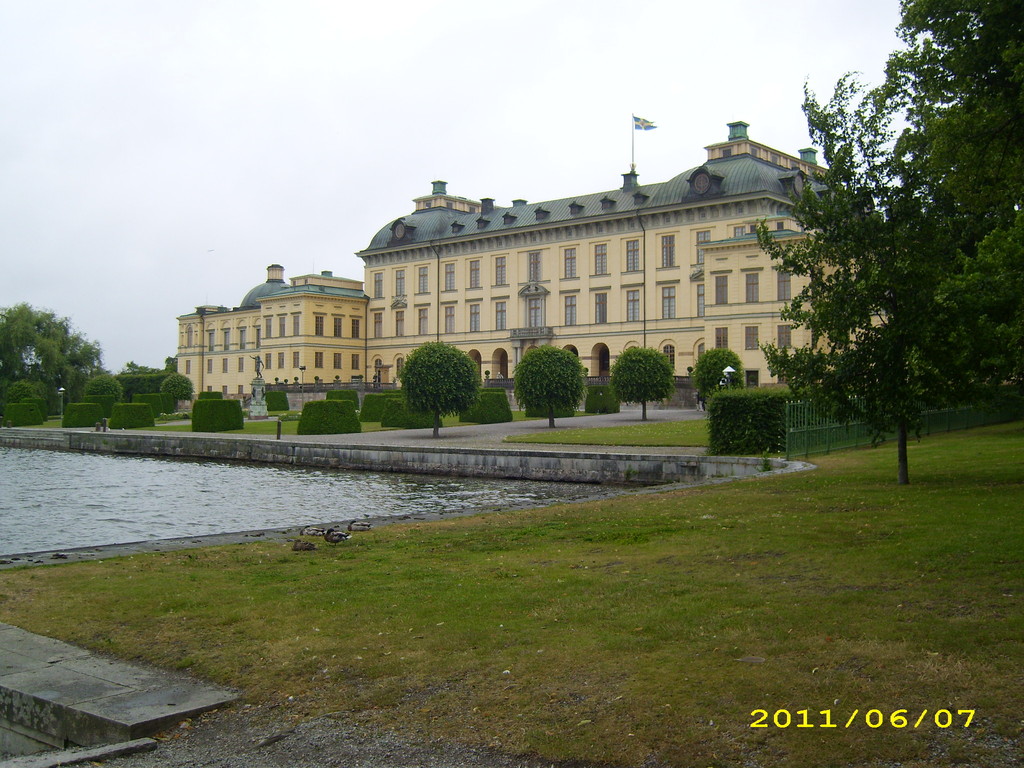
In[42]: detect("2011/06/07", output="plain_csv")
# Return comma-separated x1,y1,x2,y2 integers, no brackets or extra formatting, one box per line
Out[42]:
750,709,976,729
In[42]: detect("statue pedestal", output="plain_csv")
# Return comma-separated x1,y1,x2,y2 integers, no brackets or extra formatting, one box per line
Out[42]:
250,377,268,420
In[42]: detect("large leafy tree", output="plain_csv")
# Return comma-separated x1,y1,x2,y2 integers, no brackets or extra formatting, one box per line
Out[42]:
398,342,479,438
0,304,103,412
759,77,968,485
610,346,675,421
690,348,744,400
513,346,585,428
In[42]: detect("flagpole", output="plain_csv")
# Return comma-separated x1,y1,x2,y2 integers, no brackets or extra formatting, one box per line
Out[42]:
631,115,636,172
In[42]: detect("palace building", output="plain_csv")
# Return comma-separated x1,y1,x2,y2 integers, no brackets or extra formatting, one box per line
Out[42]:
176,122,816,394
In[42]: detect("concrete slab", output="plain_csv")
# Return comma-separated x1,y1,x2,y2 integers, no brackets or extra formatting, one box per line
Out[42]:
0,624,236,756
0,737,156,768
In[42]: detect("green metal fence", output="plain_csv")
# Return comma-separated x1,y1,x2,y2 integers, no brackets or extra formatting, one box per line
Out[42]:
785,400,1021,459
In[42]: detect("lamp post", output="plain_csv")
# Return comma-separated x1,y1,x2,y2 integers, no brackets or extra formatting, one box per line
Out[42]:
57,387,66,420
720,365,736,389
298,365,306,391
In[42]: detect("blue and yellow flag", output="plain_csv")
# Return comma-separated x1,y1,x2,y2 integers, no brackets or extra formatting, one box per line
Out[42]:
633,115,657,131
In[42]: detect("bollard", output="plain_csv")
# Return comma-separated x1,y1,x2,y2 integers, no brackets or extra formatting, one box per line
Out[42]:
276,420,282,440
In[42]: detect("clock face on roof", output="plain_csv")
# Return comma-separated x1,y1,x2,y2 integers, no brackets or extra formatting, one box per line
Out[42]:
393,221,406,239
693,171,711,195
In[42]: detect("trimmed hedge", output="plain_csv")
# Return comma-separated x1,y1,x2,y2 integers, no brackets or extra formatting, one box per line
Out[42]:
297,400,361,435
265,390,290,412
584,385,620,414
192,399,244,432
460,389,514,424
134,392,174,416
197,391,224,400
22,397,50,418
62,402,105,428
380,398,435,429
109,403,155,429
326,389,360,409
83,395,117,418
4,402,44,426
359,391,403,422
525,402,576,419
707,388,790,455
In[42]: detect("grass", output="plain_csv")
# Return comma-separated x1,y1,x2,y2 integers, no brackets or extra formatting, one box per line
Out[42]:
505,417,709,447
0,423,1021,767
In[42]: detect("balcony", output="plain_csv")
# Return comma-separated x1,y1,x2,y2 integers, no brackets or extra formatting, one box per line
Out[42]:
510,326,553,340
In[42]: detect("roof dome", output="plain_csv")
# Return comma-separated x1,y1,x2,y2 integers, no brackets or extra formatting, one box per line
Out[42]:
240,264,286,308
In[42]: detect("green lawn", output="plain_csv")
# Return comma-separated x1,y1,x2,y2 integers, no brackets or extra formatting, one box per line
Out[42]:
506,417,709,447
1,423,1020,767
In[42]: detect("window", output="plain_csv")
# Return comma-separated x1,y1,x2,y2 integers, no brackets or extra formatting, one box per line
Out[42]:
563,248,577,278
185,359,191,374
661,235,676,267
351,318,360,339
564,295,577,326
663,344,675,370
661,286,676,319
745,325,759,349
734,225,746,238
626,239,640,271
292,315,300,336
715,275,729,304
696,230,711,243
594,292,607,323
527,296,544,327
222,385,228,395
395,310,404,337
333,317,343,337
444,305,455,333
469,303,480,332
418,266,429,293
469,260,480,289
352,354,360,372
373,312,383,338
444,262,456,291
395,269,406,296
778,324,792,348
292,351,300,368
528,251,542,281
314,352,324,369
745,273,760,303
186,327,194,347
333,353,343,369
238,357,244,373
777,270,792,301
238,328,246,350
418,307,429,335
265,318,273,339
314,316,324,336
222,358,228,373
255,326,261,348
223,329,231,349
495,301,507,331
715,327,728,348
495,256,507,286
696,248,705,265
279,316,287,337
627,289,641,321
697,284,705,317
265,353,272,370
593,244,608,275
373,272,384,298
238,385,244,395
276,352,284,368
208,330,215,352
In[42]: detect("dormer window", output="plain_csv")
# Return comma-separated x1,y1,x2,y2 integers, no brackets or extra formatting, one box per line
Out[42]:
600,197,616,210
535,208,550,221
451,222,465,234
503,213,517,225
569,202,584,215
633,192,649,204
477,217,490,229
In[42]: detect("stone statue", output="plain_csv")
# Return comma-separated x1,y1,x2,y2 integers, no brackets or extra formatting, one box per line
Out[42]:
251,355,263,377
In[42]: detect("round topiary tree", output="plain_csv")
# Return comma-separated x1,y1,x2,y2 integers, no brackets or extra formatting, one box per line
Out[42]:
84,373,124,403
610,346,675,421
160,372,194,406
513,345,585,428
6,380,44,407
691,348,744,400
399,342,480,438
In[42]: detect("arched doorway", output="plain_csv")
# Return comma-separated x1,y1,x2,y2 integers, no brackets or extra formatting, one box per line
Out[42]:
492,348,509,379
563,345,578,357
661,342,676,371
373,358,388,385
468,349,483,378
591,343,611,377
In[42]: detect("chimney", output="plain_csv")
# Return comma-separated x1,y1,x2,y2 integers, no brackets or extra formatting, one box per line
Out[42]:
621,169,639,192
798,148,818,165
431,180,448,195
321,270,333,277
728,121,750,141
481,198,494,214
512,198,527,207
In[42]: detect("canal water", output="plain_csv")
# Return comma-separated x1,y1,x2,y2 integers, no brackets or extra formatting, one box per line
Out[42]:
0,447,598,556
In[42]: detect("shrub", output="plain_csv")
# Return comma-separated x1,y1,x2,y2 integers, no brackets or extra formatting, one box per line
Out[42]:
326,389,360,409
359,391,403,422
134,392,172,416
85,374,124,402
197,391,224,400
265,390,290,412
6,380,44,405
82,395,116,418
380,398,434,429
460,389,514,424
62,402,104,428
21,397,49,418
116,372,168,402
297,400,361,435
4,402,44,426
691,348,744,398
584,385,620,414
160,372,194,404
109,403,155,429
192,399,244,432
707,388,790,455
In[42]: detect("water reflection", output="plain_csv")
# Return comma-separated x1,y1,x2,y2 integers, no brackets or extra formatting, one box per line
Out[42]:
0,447,596,555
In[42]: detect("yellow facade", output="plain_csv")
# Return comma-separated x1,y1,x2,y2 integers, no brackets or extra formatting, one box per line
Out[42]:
177,122,815,395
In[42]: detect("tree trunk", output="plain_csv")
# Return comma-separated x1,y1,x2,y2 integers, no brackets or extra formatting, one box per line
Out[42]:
897,420,909,485
548,406,555,428
433,412,441,439
641,401,648,421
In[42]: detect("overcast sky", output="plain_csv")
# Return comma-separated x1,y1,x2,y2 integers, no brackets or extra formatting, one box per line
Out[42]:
0,0,903,371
